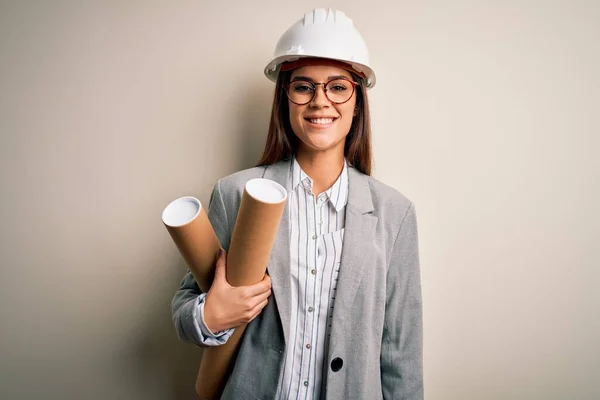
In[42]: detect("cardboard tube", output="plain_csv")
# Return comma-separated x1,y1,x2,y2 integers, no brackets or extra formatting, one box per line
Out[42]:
162,196,220,293
195,178,288,400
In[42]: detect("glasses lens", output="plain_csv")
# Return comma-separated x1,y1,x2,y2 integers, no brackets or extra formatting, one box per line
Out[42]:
325,79,354,103
287,81,314,104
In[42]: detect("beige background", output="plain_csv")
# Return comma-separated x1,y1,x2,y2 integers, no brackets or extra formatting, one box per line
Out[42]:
1,1,598,399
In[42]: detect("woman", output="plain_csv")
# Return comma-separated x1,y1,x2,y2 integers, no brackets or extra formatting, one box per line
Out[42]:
171,8,423,399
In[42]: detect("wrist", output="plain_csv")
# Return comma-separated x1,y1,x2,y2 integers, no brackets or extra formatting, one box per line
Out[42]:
202,297,222,334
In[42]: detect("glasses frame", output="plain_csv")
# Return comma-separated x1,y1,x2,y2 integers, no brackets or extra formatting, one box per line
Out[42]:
283,77,359,105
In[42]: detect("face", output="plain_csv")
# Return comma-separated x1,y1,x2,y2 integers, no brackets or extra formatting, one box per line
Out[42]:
287,65,357,156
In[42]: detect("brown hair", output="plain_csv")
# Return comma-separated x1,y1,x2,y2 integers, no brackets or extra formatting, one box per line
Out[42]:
256,69,373,176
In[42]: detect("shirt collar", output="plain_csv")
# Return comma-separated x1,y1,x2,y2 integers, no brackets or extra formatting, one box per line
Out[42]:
290,156,349,213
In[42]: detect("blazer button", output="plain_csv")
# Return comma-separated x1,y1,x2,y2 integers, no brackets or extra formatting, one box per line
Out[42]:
330,357,343,372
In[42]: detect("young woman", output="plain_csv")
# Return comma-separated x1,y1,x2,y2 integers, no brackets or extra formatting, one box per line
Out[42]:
172,8,423,399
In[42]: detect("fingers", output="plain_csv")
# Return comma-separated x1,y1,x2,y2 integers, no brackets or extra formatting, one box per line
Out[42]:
247,298,269,323
263,273,271,285
245,274,272,297
243,288,271,317
253,288,272,304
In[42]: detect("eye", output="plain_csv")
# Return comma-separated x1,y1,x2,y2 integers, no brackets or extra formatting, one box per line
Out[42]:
328,80,350,93
290,81,314,93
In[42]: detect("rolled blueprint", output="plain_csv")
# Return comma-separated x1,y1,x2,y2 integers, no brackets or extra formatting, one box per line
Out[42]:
162,196,220,293
195,178,288,400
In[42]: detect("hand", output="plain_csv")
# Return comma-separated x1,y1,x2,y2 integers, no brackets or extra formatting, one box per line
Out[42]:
203,249,272,333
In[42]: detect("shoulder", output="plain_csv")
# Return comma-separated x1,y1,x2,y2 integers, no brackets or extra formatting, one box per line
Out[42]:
352,170,417,237
364,173,414,215
359,174,419,258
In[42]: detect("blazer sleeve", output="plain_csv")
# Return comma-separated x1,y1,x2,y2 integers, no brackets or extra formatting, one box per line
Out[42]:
170,179,232,347
381,202,424,399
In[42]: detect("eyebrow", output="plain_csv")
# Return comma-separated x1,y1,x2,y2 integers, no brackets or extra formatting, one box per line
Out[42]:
291,75,350,82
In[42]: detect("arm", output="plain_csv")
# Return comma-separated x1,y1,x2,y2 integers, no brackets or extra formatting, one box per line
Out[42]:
381,203,424,399
170,180,233,347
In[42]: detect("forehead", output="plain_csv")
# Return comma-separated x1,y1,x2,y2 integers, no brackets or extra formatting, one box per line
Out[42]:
290,65,352,80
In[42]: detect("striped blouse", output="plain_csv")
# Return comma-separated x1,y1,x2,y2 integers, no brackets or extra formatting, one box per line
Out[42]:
195,157,349,400
274,157,348,400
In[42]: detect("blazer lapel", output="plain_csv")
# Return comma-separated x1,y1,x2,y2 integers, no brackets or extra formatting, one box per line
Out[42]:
328,167,378,355
262,160,293,346
259,161,377,352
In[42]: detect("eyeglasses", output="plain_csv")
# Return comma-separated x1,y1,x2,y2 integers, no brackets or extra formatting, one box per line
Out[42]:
283,77,358,105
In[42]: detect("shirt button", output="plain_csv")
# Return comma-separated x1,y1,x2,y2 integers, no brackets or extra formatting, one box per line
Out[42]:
306,343,312,349
312,234,317,240
308,307,314,312
319,220,323,225
311,269,316,275
303,381,309,387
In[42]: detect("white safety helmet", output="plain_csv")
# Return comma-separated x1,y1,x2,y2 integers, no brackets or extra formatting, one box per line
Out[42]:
264,8,376,89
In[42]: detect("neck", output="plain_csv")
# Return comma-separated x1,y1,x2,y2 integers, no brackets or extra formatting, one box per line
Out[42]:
295,148,345,196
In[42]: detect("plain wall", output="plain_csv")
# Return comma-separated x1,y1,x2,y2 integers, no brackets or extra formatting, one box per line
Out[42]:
1,1,598,399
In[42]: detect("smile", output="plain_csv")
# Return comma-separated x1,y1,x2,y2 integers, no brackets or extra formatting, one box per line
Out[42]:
305,117,337,126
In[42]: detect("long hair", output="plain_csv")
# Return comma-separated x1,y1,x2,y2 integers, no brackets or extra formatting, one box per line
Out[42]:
256,69,373,176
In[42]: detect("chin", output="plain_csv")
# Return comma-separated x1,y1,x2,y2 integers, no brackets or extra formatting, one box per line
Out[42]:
300,137,344,153
293,123,348,153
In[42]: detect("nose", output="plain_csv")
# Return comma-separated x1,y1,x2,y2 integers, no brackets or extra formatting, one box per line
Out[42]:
309,84,330,108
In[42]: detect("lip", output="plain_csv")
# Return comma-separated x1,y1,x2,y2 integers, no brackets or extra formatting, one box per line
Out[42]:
304,116,339,120
304,116,338,129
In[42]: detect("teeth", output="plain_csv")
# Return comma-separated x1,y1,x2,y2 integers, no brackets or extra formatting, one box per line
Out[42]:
309,118,334,124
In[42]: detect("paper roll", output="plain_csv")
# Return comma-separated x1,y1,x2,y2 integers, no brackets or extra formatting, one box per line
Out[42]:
195,178,288,400
162,196,220,293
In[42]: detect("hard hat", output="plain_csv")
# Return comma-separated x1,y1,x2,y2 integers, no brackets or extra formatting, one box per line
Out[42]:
264,8,376,89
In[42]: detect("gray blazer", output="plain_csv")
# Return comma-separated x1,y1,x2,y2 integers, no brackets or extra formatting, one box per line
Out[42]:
171,159,423,399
